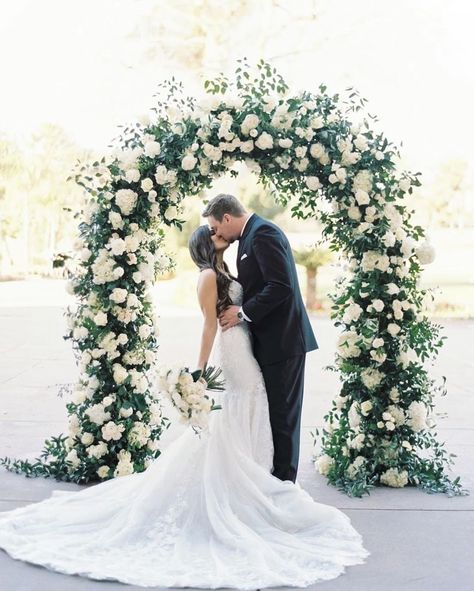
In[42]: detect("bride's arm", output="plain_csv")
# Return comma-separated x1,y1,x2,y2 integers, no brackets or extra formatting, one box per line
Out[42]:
196,268,218,370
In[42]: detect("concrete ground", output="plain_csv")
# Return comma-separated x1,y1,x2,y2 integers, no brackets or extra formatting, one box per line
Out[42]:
0,279,473,591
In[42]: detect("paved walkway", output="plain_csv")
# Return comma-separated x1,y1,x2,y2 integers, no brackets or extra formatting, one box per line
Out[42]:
0,280,473,591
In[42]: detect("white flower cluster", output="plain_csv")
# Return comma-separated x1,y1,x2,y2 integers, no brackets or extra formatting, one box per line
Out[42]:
336,330,361,358
416,240,436,265
346,455,366,479
380,467,408,488
361,251,390,273
406,401,428,432
113,449,135,477
158,367,214,431
377,404,405,431
128,421,152,447
361,368,384,391
315,454,334,476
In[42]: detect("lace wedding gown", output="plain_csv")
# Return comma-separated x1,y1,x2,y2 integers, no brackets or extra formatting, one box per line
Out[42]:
0,280,368,588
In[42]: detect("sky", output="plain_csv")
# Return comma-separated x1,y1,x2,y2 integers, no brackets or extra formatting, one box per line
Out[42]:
1,0,473,179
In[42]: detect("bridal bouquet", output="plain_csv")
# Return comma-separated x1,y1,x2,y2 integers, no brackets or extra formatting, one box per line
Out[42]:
158,365,225,432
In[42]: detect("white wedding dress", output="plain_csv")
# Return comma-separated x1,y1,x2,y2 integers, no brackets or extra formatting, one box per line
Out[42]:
0,280,368,588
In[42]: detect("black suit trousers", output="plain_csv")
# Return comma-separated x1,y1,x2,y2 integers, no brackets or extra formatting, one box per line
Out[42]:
260,354,306,483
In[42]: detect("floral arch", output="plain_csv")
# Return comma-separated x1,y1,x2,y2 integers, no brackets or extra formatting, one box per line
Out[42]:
1,60,463,497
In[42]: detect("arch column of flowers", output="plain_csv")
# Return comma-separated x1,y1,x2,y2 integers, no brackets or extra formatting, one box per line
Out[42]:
1,60,463,496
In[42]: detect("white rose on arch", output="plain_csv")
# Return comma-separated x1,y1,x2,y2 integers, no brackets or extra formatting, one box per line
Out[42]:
416,240,435,265
305,176,322,191
255,132,274,150
144,141,161,158
181,154,197,171
115,189,138,216
240,113,260,135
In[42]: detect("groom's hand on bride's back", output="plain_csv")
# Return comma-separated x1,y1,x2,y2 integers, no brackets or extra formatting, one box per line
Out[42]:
219,305,241,331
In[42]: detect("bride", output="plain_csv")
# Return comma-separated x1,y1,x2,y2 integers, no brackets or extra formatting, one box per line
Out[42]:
0,224,368,588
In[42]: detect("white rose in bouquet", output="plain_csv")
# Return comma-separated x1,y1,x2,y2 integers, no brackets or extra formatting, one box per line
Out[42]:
295,146,307,158
71,388,88,405
309,142,325,159
346,455,366,478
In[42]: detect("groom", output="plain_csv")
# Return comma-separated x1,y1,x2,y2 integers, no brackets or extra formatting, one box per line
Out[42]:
203,194,318,483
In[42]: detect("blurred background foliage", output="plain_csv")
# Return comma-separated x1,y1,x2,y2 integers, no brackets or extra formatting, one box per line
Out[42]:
0,0,472,317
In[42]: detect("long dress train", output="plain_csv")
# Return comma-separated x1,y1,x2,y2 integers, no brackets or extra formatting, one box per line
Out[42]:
0,280,369,588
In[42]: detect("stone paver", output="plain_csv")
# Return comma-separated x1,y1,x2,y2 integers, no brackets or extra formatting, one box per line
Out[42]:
0,280,473,591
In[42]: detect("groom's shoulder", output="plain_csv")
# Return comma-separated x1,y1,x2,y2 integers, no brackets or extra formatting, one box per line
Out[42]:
252,214,281,232
253,216,286,239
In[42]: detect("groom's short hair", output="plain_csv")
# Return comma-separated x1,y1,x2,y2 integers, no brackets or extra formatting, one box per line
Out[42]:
202,194,246,221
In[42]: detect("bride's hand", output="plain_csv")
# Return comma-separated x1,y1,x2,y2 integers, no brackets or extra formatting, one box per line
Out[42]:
219,305,241,332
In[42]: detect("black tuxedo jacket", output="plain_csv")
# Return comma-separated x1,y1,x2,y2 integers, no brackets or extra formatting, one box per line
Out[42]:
237,214,318,366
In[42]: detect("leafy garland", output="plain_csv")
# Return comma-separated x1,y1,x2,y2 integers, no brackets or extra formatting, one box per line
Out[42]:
1,59,464,496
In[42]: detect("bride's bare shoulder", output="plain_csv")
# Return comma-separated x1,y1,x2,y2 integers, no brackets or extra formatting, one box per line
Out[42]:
197,268,217,290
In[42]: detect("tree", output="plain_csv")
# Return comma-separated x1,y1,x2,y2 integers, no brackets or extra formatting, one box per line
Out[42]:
293,246,332,310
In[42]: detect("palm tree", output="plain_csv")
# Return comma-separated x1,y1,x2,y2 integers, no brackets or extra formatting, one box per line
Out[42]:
293,246,332,310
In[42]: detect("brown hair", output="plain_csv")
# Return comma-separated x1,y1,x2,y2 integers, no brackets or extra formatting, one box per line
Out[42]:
202,193,246,221
188,225,235,316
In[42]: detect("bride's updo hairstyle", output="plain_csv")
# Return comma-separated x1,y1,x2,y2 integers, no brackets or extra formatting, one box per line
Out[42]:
188,225,234,316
